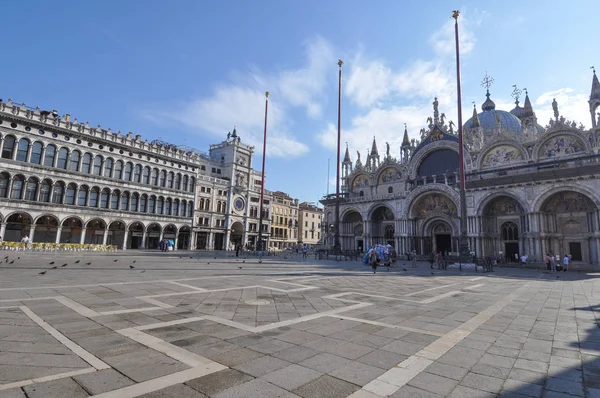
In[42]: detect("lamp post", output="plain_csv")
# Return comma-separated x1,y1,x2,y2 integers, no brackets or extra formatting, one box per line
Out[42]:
453,10,470,262
257,92,269,254
333,59,343,254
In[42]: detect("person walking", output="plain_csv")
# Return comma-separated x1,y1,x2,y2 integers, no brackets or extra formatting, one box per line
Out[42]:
429,251,435,269
550,254,557,272
562,254,569,272
411,250,417,268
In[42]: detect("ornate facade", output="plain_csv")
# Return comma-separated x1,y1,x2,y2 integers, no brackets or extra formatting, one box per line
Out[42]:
322,70,600,266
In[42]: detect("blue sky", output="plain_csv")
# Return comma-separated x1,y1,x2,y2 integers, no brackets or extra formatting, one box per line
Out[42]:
2,1,597,204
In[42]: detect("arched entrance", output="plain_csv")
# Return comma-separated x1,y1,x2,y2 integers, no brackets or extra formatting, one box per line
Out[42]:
146,223,161,249
85,219,106,244
481,196,525,260
539,190,597,263
371,206,394,248
4,213,32,242
60,217,83,243
178,226,191,250
163,224,177,248
34,215,59,243
340,211,363,251
410,193,458,255
128,222,144,249
108,221,126,248
431,221,452,255
230,222,243,247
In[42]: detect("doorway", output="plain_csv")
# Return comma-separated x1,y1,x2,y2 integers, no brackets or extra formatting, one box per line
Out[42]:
504,242,519,262
356,239,363,253
435,234,451,254
569,242,582,261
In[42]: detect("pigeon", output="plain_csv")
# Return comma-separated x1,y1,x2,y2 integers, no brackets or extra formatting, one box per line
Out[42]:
179,256,182,259
132,260,136,264
38,271,47,275
431,273,435,275
129,265,135,269
141,270,145,273
402,268,407,271
238,266,243,269
113,259,118,262
61,263,67,267
85,262,92,265
75,260,80,264
189,256,193,259
207,262,210,265
49,261,55,265
258,260,262,264
242,260,245,263
9,260,14,264
51,266,57,269
214,257,217,259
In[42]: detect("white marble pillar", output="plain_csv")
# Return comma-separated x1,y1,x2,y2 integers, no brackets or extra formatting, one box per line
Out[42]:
29,225,36,242
102,229,109,246
80,228,87,245
141,230,147,249
55,227,62,244
122,230,129,250
0,223,5,241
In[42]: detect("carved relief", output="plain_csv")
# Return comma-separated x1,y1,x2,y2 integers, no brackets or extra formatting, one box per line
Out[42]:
485,197,522,216
412,194,457,218
561,218,583,235
481,145,523,167
540,135,585,158
378,167,401,184
542,192,596,213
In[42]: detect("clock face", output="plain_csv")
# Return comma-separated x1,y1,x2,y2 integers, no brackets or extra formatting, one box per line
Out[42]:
234,198,245,211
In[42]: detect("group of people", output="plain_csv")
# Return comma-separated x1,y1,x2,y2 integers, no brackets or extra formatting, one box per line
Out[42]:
545,253,570,272
158,239,175,252
364,244,393,273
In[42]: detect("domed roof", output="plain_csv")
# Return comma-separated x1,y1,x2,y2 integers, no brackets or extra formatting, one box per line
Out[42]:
464,91,523,136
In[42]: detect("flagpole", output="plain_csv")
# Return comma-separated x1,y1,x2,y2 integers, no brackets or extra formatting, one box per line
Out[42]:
453,10,469,260
257,92,269,253
334,60,343,254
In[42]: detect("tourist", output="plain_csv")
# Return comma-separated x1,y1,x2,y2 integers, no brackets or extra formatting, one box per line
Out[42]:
429,251,435,269
550,254,557,272
563,254,569,272
411,250,417,268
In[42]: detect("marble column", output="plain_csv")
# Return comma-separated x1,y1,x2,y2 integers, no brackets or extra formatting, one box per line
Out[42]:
122,230,129,250
141,229,147,249
0,223,5,241
80,228,87,245
29,225,36,242
102,229,109,246
55,227,62,244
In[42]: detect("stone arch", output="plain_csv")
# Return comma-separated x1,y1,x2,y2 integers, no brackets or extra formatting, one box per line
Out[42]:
376,166,402,185
145,222,162,249
422,215,458,254
338,208,364,251
477,141,527,169
408,140,463,180
127,221,145,249
533,185,600,213
84,219,107,244
404,184,460,218
3,212,33,242
369,204,395,246
33,214,60,243
230,221,243,246
177,225,192,250
532,130,590,160
407,191,458,219
477,192,529,216
350,173,370,191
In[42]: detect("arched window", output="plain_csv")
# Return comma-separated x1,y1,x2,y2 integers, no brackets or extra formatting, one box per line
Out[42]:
30,142,43,164
216,201,221,213
182,200,187,217
156,197,164,214
205,199,210,211
69,150,80,171
114,160,123,179
142,166,150,184
139,194,147,212
133,165,142,183
16,139,30,162
11,176,24,199
110,190,119,209
52,182,64,204
120,192,129,211
385,225,394,240
77,186,88,206
187,201,193,216
148,196,156,213
65,183,76,205
199,198,205,209
89,187,99,207
388,187,393,194
101,189,110,209
359,191,364,197
40,180,51,202
151,168,158,185
81,153,92,174
24,178,38,201
1,136,16,159
130,193,138,212
175,173,181,190
189,177,195,193
124,162,133,181
104,158,114,177
44,145,56,167
159,170,166,187
57,148,68,169
165,198,172,215
183,175,189,191
173,200,179,216
167,172,174,189
502,222,519,241
0,173,9,198
93,156,103,176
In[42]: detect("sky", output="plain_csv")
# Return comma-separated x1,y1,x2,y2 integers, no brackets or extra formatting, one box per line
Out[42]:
1,1,598,205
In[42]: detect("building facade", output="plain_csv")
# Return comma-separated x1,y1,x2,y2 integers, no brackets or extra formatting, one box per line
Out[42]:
270,191,299,250
322,71,600,266
0,99,197,249
192,128,272,251
298,202,323,246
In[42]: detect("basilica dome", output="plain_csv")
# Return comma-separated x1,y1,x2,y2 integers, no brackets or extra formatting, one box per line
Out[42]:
464,91,523,136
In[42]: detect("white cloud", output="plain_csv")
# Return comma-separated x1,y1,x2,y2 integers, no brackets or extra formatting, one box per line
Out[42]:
156,36,336,158
429,15,476,57
535,88,591,128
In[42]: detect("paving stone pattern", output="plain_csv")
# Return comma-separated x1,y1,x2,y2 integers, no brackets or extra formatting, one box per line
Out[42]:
0,251,598,397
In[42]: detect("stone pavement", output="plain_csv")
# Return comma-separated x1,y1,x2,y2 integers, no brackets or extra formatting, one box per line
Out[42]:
0,250,599,397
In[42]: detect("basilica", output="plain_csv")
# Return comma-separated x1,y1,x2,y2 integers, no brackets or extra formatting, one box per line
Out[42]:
321,70,600,267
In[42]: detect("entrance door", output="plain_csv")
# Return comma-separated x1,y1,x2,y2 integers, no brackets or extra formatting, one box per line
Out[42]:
569,242,582,261
504,242,519,262
435,234,451,254
357,239,363,252
130,236,142,249
214,233,225,250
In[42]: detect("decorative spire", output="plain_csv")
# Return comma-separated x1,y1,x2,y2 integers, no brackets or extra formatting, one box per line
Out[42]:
511,85,522,105
481,72,496,111
522,89,534,118
370,136,379,155
470,102,481,128
401,123,410,146
231,126,237,138
343,143,351,163
591,66,600,101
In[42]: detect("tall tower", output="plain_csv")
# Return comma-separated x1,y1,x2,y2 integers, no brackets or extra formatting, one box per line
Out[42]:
401,124,411,163
370,137,380,170
589,67,600,128
342,144,352,178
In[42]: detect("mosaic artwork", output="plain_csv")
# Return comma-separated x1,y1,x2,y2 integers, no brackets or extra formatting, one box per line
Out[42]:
485,197,522,216
481,145,524,167
413,194,457,217
352,174,369,188
542,191,596,213
378,167,402,184
540,135,585,158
